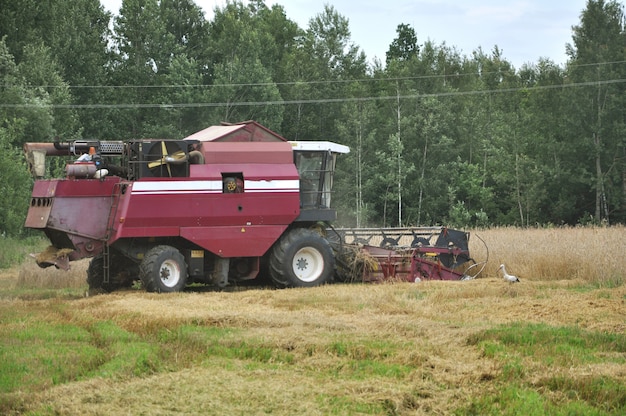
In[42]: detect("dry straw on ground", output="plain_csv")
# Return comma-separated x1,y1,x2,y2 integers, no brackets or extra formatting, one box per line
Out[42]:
11,225,625,288
8,279,625,415
15,259,87,289
1,226,624,415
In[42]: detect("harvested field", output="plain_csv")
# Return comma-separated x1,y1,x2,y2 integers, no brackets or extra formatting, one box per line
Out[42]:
0,227,624,415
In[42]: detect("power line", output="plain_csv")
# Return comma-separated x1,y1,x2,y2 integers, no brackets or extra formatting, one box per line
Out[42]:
3,60,626,90
1,78,624,109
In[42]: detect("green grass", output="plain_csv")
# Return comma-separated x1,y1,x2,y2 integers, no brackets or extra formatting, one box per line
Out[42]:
464,323,626,414
537,376,626,413
335,359,411,380
568,276,626,293
2,310,624,415
592,274,625,289
0,247,624,416
0,322,103,393
0,236,47,269
0,287,85,301
325,339,396,359
459,385,610,416
469,322,626,366
316,394,388,415
157,325,295,365
90,321,162,378
0,316,407,401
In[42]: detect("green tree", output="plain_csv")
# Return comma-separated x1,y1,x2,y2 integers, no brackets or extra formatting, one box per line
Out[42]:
566,0,626,223
379,29,471,226
280,5,367,141
159,53,212,136
335,81,379,227
205,1,286,129
0,39,61,236
18,43,80,141
372,24,420,226
0,129,32,237
160,0,210,69
155,0,213,136
386,23,419,65
209,55,283,129
515,60,579,224
106,0,216,138
208,1,298,80
0,0,111,138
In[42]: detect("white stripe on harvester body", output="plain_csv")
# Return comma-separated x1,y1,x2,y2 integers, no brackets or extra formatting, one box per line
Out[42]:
131,180,299,195
244,180,300,192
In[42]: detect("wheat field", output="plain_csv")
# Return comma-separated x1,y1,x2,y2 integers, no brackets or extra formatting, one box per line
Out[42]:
1,226,624,415
470,226,625,282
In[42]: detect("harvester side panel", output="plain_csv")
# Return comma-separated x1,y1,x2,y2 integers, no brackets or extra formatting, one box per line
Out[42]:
25,180,58,228
110,157,300,257
116,179,299,229
190,163,298,182
180,225,289,257
26,177,121,259
199,141,293,164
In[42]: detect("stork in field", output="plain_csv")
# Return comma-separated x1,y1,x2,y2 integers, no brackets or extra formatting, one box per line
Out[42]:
498,264,520,283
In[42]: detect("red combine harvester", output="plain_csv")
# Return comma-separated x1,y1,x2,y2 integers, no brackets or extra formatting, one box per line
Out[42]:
24,121,479,293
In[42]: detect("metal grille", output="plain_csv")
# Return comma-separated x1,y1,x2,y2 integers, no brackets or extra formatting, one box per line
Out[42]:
99,141,125,155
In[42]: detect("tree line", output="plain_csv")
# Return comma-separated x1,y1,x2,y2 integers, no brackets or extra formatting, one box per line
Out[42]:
1,0,625,237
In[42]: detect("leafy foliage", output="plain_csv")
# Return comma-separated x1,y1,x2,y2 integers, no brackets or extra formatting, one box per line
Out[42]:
0,0,625,236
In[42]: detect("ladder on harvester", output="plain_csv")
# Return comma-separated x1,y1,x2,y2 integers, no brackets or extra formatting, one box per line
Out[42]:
102,182,123,284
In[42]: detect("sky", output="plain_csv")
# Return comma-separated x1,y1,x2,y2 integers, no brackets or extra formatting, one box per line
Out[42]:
101,0,591,68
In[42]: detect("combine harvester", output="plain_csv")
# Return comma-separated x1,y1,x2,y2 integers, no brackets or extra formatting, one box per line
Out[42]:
23,121,483,293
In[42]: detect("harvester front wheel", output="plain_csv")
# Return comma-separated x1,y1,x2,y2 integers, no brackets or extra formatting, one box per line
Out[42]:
269,228,334,288
140,245,187,293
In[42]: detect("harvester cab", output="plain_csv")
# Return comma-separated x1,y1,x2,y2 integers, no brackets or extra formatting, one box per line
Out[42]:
290,141,349,222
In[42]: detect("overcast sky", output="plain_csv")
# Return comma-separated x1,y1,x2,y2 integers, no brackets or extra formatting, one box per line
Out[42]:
101,0,590,68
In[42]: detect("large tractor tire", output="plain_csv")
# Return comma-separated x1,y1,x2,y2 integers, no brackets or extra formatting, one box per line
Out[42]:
87,254,135,294
140,245,188,293
269,228,335,288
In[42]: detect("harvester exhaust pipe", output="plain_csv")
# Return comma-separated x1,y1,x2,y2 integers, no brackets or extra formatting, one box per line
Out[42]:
24,141,126,178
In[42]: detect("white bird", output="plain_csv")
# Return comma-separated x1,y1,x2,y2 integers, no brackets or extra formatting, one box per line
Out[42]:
498,264,520,283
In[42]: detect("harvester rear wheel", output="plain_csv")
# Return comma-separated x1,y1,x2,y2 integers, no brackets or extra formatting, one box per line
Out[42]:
87,254,135,294
269,228,334,288
140,245,187,293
